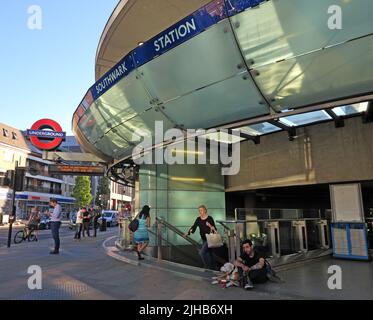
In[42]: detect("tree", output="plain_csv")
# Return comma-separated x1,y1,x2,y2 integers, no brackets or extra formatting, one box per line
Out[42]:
95,177,110,209
72,176,92,208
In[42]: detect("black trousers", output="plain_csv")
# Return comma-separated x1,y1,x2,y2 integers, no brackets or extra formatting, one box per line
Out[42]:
93,224,98,237
50,221,61,252
82,221,90,237
238,267,267,286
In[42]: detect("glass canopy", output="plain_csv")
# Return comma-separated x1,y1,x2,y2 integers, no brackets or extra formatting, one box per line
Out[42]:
72,0,373,162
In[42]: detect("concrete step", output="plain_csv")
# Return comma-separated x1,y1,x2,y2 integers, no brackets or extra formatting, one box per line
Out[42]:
102,236,218,281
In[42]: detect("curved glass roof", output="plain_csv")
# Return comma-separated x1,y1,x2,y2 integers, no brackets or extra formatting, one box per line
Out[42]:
73,0,373,163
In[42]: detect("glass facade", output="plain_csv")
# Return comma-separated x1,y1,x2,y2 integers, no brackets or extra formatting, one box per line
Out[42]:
138,163,225,246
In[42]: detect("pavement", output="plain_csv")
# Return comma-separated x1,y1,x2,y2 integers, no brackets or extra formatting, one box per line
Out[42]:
0,227,372,300
0,222,72,248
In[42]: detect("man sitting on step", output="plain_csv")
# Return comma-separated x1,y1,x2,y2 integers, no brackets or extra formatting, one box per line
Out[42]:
235,239,281,290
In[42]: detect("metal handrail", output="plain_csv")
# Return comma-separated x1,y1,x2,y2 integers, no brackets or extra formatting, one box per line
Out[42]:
148,227,201,265
155,217,227,265
218,217,325,225
156,217,201,248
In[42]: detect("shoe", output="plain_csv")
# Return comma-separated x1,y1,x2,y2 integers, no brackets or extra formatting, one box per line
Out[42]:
50,250,59,255
244,279,254,290
137,250,144,260
266,272,283,283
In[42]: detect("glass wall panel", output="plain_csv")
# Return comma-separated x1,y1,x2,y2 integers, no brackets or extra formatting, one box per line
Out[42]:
78,102,107,144
230,0,373,69
93,132,130,158
138,19,247,102
332,102,369,117
240,122,281,136
254,35,373,110
168,191,225,210
156,166,169,190
202,131,244,144
139,165,157,190
280,110,332,127
94,71,154,127
163,72,269,128
78,72,154,147
168,164,224,192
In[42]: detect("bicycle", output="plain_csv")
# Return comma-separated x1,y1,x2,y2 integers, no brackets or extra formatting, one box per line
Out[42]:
14,226,37,244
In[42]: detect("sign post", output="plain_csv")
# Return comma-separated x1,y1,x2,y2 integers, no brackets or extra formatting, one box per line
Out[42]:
7,162,18,248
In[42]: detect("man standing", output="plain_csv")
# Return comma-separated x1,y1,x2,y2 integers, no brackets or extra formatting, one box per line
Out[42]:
93,209,100,237
48,198,62,254
82,208,91,237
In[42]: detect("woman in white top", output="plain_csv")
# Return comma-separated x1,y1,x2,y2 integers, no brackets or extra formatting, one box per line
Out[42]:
74,208,84,240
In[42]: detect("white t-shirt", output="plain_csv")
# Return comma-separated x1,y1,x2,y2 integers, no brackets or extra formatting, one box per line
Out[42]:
76,210,83,224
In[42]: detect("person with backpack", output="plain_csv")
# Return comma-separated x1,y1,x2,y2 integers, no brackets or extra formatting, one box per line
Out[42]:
133,205,151,260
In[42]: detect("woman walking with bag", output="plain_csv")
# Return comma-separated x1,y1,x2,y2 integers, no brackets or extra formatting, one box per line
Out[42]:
133,205,151,260
184,205,218,270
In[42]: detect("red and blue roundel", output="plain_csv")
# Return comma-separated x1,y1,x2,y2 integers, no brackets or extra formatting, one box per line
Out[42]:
27,119,66,151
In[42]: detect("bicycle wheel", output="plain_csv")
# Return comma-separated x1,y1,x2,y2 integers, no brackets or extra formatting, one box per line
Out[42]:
28,231,36,242
14,230,25,244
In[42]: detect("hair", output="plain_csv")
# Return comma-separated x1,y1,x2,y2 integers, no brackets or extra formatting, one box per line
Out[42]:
198,205,207,212
139,205,150,219
50,198,57,204
242,239,253,247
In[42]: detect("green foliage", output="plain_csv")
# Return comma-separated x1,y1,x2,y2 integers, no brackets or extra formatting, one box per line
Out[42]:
95,177,110,208
72,176,92,207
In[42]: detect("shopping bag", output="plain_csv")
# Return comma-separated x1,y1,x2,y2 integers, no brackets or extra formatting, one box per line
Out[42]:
206,232,223,248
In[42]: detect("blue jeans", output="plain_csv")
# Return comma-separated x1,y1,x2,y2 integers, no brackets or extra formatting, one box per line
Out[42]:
50,221,61,252
199,241,215,270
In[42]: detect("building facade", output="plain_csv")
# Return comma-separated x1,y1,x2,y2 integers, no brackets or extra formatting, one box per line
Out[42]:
0,123,76,224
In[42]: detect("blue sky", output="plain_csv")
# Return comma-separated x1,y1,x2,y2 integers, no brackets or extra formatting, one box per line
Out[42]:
0,0,119,134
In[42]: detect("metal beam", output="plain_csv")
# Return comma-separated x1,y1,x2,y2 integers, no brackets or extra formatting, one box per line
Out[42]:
324,109,345,128
267,120,297,141
220,93,373,131
228,129,260,145
363,101,373,123
42,151,106,163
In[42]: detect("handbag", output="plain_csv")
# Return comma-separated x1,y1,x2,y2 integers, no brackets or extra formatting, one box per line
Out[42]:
128,213,140,232
206,232,223,248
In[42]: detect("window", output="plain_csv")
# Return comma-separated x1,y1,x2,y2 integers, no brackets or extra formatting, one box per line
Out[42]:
12,132,18,140
2,128,9,137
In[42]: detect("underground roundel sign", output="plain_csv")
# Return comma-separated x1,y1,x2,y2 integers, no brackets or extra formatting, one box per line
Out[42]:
27,119,66,151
